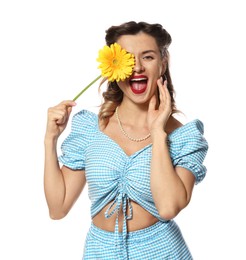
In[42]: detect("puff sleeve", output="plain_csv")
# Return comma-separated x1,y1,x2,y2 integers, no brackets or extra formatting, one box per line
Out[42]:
58,110,97,170
168,119,208,184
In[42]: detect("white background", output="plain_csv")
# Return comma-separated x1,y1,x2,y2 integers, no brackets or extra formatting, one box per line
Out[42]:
0,0,245,259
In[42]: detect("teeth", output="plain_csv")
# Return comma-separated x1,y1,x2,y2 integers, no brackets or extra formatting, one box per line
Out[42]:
131,78,147,82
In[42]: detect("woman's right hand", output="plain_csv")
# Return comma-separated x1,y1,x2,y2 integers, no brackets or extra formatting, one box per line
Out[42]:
45,100,76,141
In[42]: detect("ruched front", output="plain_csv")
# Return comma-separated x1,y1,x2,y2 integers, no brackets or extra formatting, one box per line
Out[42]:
59,109,208,259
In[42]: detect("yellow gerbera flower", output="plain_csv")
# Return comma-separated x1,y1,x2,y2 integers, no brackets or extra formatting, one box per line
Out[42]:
73,43,135,101
97,43,135,82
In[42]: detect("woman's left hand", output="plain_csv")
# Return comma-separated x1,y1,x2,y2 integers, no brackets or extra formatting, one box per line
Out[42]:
147,77,172,134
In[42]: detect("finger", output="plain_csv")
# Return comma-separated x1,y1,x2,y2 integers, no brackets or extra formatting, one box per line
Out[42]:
47,109,66,125
148,94,157,112
157,77,164,91
157,78,166,108
48,108,68,125
48,100,76,115
49,100,76,120
60,100,77,107
56,110,69,125
67,106,73,116
163,80,171,105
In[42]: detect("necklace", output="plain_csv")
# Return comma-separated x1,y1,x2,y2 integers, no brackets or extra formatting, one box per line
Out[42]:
115,106,151,142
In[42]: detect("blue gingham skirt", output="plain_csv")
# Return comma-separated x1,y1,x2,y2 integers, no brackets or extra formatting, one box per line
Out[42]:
82,220,193,260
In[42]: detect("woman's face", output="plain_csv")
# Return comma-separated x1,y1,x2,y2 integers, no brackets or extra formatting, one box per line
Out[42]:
116,32,166,105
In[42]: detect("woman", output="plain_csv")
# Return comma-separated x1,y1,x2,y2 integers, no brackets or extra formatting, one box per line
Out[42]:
44,21,208,259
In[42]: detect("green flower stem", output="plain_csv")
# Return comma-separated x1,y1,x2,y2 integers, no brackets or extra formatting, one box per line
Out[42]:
73,74,102,101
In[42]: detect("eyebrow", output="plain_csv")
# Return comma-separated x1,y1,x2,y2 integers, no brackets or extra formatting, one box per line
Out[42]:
142,50,157,55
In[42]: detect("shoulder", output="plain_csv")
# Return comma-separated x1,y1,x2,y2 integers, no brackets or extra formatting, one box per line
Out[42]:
73,109,98,121
167,117,208,153
165,116,183,135
165,109,205,135
166,115,205,136
61,109,99,149
167,118,208,184
72,109,98,126
168,118,205,138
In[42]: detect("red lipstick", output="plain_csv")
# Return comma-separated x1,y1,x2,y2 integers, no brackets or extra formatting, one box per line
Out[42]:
130,75,148,94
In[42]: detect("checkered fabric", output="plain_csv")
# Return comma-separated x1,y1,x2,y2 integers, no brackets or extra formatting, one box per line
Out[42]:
83,221,193,259
59,109,208,259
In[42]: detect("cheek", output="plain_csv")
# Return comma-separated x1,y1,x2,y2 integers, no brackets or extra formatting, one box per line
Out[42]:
151,62,164,77
117,81,128,92
154,67,163,78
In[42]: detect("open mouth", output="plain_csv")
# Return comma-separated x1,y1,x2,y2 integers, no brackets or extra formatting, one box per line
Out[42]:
129,76,148,94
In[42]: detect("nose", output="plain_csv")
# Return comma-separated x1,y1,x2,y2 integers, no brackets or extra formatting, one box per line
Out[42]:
133,58,144,73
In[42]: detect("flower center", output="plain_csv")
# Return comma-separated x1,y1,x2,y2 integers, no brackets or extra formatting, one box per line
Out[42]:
113,59,119,65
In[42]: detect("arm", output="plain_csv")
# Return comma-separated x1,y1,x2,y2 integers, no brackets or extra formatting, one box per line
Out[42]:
150,130,195,220
44,100,86,219
148,79,195,220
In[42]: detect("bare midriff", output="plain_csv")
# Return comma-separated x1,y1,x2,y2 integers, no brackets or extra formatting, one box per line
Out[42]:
92,200,159,232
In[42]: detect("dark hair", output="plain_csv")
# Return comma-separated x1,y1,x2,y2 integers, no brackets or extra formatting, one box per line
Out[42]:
99,21,177,122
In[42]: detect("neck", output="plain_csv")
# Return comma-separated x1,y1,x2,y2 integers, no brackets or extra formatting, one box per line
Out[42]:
115,106,151,142
116,103,148,126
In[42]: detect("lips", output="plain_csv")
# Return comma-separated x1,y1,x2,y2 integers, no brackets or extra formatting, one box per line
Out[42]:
130,76,148,94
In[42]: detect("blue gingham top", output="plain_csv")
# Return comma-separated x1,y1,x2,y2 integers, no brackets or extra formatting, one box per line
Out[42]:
58,109,208,248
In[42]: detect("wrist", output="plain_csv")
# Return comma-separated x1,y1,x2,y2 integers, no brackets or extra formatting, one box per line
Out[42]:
151,129,168,142
44,135,58,146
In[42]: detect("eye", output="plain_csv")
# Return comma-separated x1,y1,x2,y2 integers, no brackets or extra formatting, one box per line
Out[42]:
143,55,154,60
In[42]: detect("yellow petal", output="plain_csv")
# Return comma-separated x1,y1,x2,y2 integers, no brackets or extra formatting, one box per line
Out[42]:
96,43,135,82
